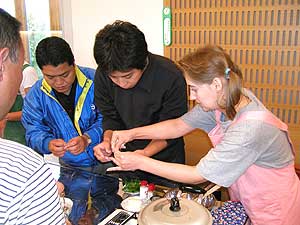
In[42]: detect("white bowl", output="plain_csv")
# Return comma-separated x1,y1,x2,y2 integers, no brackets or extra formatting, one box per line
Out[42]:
121,196,143,213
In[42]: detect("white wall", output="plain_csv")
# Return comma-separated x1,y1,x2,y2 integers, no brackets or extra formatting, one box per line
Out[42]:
61,0,163,68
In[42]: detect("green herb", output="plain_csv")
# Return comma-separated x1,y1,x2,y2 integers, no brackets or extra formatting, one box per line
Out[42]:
123,179,140,193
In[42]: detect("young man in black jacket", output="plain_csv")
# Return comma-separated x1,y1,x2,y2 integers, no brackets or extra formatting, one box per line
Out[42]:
93,20,187,187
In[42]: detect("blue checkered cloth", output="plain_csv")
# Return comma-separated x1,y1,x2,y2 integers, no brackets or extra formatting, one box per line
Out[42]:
211,201,248,225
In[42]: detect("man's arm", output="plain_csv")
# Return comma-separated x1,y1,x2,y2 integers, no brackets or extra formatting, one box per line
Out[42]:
80,106,103,147
4,111,22,121
21,88,54,154
135,139,167,156
6,162,65,224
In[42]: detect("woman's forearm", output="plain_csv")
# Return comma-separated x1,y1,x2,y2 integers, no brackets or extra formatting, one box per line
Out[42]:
133,118,193,140
139,156,206,184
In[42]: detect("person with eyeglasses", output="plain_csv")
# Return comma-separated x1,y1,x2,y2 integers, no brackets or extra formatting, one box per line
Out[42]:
108,46,300,225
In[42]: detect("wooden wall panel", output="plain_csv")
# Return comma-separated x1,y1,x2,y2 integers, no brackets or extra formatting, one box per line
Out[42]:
49,0,61,30
164,0,300,163
14,0,29,61
13,0,62,62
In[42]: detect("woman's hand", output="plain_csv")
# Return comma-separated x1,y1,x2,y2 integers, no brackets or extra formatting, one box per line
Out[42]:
111,130,134,152
107,150,143,172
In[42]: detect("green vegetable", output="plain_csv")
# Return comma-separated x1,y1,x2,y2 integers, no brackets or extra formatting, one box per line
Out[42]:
123,179,140,193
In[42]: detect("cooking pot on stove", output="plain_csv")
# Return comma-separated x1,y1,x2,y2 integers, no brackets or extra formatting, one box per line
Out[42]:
138,196,213,225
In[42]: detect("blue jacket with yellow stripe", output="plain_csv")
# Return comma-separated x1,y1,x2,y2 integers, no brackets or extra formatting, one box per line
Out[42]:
22,65,102,167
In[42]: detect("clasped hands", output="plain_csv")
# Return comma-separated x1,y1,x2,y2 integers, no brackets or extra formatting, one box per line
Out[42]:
49,135,89,157
93,130,142,171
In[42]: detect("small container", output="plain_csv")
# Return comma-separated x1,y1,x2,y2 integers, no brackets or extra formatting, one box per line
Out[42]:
147,183,155,200
140,180,148,201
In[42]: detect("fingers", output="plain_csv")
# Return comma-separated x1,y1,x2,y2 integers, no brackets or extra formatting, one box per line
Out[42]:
65,137,85,155
94,150,111,162
93,142,112,162
49,139,67,157
68,148,83,155
106,166,123,172
94,141,112,154
108,151,137,171
52,148,66,157
64,139,77,150
111,132,127,152
50,137,86,156
109,156,119,165
111,133,120,152
67,142,83,155
107,155,131,171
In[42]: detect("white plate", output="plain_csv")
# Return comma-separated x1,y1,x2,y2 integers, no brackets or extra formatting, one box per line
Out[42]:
124,191,139,196
121,196,143,213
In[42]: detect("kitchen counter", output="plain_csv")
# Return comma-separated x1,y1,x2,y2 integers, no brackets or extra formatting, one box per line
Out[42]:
45,159,248,225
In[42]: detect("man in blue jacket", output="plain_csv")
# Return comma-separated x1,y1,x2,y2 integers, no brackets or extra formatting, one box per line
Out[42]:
22,37,121,224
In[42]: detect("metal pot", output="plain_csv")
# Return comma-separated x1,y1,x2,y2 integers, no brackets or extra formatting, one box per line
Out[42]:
138,197,213,225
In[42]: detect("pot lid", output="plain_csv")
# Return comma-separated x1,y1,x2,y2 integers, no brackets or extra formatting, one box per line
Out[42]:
138,198,212,225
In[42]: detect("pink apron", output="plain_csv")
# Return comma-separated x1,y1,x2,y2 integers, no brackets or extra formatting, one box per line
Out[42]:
208,110,300,225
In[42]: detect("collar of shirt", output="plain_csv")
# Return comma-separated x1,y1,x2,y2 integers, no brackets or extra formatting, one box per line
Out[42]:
136,53,154,93
53,78,77,122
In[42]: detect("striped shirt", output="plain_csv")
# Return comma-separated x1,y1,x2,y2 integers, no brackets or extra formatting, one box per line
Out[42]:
0,138,65,224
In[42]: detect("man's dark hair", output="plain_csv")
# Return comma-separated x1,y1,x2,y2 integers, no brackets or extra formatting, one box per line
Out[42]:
35,36,74,69
94,20,148,76
0,8,22,63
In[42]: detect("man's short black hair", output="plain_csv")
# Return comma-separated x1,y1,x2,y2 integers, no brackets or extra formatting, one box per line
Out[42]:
94,20,148,76
35,36,74,69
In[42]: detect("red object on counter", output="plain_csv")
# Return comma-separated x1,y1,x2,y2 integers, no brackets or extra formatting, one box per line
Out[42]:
147,183,155,200
140,180,148,186
140,180,148,200
148,183,155,192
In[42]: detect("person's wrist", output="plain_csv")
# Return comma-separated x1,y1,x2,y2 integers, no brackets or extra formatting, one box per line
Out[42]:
103,138,111,143
82,133,92,146
131,128,137,140
139,156,147,171
135,149,146,156
103,131,112,143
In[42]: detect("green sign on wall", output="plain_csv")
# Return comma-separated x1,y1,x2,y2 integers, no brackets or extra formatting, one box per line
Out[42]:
163,7,172,46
